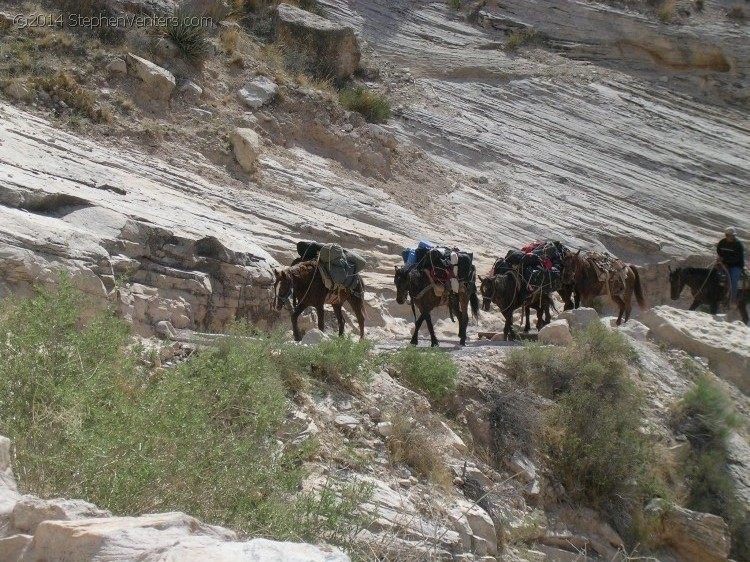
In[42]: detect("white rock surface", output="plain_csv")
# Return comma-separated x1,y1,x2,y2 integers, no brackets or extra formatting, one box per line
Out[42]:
557,308,598,331
125,53,176,101
11,497,110,534
537,319,572,346
300,328,330,345
230,128,262,173
15,512,350,561
641,306,750,393
238,77,279,110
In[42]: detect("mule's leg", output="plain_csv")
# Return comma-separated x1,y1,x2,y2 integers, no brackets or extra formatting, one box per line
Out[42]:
333,304,345,336
613,295,626,325
291,306,304,341
536,307,545,330
689,299,700,311
458,296,469,346
411,312,426,346
710,300,719,315
316,303,325,331
503,313,514,341
739,298,749,325
425,314,439,347
622,290,633,323
352,298,366,341
523,306,531,333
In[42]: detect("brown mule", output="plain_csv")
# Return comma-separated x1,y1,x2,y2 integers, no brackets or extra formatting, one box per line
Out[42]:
273,261,366,341
561,251,646,325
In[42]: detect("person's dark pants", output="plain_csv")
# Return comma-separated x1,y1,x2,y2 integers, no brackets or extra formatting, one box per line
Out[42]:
728,266,741,303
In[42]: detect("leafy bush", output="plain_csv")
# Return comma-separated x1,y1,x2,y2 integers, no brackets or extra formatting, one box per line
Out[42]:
157,11,211,63
273,336,374,393
387,413,452,487
506,322,656,540
339,87,391,123
388,346,458,400
33,71,111,123
504,28,544,51
0,281,369,548
672,374,748,559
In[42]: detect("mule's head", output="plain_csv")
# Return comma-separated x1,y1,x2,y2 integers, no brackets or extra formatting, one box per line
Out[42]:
394,266,410,305
273,268,293,311
561,250,580,285
479,275,494,311
668,266,683,301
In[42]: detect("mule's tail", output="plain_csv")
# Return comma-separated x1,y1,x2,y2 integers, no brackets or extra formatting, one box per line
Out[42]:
631,265,646,309
470,289,480,320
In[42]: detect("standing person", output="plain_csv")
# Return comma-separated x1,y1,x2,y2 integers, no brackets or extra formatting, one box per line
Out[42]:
717,227,745,305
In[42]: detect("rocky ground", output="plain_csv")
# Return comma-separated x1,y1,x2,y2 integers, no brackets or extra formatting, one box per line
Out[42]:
0,0,749,559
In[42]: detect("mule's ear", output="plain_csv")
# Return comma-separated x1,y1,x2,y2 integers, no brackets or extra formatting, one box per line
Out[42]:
273,268,280,280
575,249,581,256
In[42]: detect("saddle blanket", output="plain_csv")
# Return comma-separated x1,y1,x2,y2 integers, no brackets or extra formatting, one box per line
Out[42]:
587,252,628,293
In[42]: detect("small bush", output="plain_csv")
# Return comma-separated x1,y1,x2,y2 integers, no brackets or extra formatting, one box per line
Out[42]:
339,87,391,123
387,413,452,487
727,5,746,21
507,322,656,540
157,11,212,63
658,4,674,23
488,390,543,457
33,71,111,123
504,28,544,51
672,375,748,559
272,336,375,393
388,346,458,400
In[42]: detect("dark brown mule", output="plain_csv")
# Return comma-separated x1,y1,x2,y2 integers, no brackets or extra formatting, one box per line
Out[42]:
561,251,646,325
394,266,479,346
668,266,749,324
480,270,550,340
273,260,366,341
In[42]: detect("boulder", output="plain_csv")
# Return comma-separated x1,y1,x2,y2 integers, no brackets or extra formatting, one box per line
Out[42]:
4,83,31,102
334,414,360,432
125,53,176,101
556,307,598,331
300,328,329,345
238,77,279,110
640,306,750,393
0,12,13,31
106,58,128,75
11,496,110,534
19,512,351,561
180,80,204,101
616,318,650,341
440,421,468,454
537,319,572,345
275,3,361,80
377,421,393,437
230,128,262,173
448,498,498,556
645,498,731,562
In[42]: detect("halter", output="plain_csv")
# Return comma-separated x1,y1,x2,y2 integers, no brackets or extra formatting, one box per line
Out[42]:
274,274,295,311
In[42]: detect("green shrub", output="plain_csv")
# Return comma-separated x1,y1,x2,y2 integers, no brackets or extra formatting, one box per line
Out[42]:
388,346,458,400
506,321,635,398
387,413,453,487
504,28,544,51
506,322,656,540
0,281,369,549
157,10,211,63
339,87,391,123
273,336,374,393
672,375,747,559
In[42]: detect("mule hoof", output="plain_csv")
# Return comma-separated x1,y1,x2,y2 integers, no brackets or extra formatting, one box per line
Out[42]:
431,341,439,348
